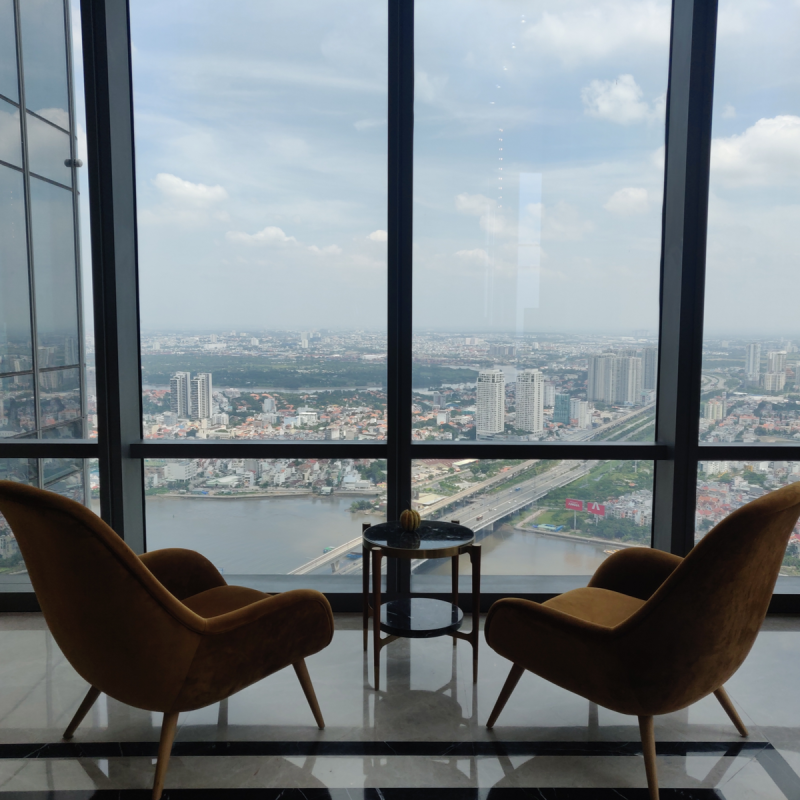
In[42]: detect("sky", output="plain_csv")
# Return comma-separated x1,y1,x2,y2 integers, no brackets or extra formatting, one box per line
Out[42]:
70,0,800,337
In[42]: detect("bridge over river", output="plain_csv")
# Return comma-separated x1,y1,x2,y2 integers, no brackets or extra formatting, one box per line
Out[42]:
289,459,596,575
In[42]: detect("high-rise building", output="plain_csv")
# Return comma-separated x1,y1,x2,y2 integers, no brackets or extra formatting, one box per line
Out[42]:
476,369,505,436
190,373,213,420
489,343,516,357
703,398,725,421
745,343,761,384
516,369,544,433
543,381,556,408
587,354,616,402
763,372,786,392
642,347,658,391
262,396,276,413
553,393,571,425
613,357,643,405
569,398,590,429
170,372,191,418
767,351,787,374
0,0,86,499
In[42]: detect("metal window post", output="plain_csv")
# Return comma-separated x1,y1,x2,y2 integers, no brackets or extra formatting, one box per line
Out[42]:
652,0,718,555
79,0,145,550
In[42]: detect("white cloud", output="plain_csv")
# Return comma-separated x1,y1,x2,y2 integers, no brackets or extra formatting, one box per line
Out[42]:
581,75,663,125
416,71,449,104
604,187,650,215
308,244,342,255
722,104,737,119
226,225,297,246
455,249,489,262
354,118,387,131
368,230,388,242
153,173,228,205
524,1,670,66
543,202,595,241
455,193,508,236
710,116,800,187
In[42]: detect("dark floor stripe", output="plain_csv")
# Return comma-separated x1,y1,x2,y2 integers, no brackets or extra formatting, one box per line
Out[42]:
0,740,773,760
0,789,726,799
755,747,800,800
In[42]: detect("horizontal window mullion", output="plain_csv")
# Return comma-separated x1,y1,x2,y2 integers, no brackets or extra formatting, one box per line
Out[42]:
0,439,97,458
130,440,388,460
410,442,670,461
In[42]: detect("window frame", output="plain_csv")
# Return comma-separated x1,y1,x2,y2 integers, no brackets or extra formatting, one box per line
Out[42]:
4,0,800,608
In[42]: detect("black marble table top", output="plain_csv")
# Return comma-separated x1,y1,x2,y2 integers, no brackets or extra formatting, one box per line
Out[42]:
364,520,474,557
379,597,464,639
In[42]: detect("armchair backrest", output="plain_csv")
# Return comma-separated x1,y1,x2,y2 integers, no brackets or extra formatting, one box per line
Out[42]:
0,481,204,711
618,480,800,714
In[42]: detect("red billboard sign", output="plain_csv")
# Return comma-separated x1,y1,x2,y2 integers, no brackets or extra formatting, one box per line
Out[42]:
587,502,606,517
565,498,584,511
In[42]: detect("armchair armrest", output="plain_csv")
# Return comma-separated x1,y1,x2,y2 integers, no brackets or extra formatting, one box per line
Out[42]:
588,547,683,601
139,548,227,601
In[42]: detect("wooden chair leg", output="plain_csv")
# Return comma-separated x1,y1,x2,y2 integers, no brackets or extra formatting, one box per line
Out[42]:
293,659,325,729
486,663,524,729
152,710,179,800
714,686,749,737
638,715,659,800
62,685,101,740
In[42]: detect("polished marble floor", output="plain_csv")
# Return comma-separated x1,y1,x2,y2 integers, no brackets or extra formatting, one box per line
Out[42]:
0,612,799,798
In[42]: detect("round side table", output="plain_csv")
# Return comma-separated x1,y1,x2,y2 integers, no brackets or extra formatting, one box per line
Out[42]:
362,520,481,691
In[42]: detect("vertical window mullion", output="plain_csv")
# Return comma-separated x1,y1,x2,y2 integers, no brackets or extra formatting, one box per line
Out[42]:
652,0,718,556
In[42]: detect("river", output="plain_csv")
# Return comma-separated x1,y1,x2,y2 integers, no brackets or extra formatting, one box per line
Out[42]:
144,495,608,577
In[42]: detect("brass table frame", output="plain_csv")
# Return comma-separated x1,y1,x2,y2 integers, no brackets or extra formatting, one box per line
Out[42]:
361,521,481,691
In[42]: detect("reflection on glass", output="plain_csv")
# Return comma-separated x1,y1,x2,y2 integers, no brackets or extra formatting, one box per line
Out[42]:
697,464,800,578
0,98,22,167
26,112,71,185
18,0,69,125
410,458,653,579
0,166,32,371
0,0,19,103
43,461,84,502
131,0,388,429
413,0,668,442
145,458,386,575
0,458,37,484
41,418,82,438
30,177,79,367
0,459,36,570
701,5,800,440
39,367,80,429
0,375,35,436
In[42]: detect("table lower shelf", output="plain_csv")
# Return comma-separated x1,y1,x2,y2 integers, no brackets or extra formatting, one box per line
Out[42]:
379,597,464,639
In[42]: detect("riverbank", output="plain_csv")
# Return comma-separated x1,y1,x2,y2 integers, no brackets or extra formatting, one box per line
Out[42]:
515,508,641,549
157,490,381,499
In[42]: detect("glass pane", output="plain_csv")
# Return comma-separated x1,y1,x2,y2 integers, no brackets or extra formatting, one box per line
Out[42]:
0,0,19,103
0,98,22,167
0,166,33,372
41,417,82,438
39,366,81,429
30,177,79,367
42,455,80,485
26,111,71,185
43,460,84,502
131,1,388,438
413,0,669,442
0,374,35,436
410,458,653,582
701,4,800,439
0,459,36,574
697,464,800,575
145,458,386,577
18,0,70,126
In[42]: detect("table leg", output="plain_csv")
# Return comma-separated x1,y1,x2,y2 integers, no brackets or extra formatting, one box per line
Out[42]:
372,547,383,691
362,523,371,652
469,544,482,683
451,554,459,647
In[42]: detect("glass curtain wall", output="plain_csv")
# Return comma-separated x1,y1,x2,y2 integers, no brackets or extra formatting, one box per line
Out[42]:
0,0,87,518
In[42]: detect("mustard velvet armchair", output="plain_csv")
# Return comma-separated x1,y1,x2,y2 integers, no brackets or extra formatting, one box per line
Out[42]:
0,481,334,800
484,481,800,800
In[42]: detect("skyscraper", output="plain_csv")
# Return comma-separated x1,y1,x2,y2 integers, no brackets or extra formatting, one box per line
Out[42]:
190,373,213,420
543,381,556,408
587,354,616,402
642,347,658,392
516,369,543,433
170,372,191,418
0,0,86,500
476,369,505,436
569,397,590,429
767,350,787,374
745,343,761,384
612,357,643,405
553,393,571,425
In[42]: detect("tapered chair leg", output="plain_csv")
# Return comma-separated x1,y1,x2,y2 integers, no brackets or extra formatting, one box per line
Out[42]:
486,663,524,729
62,685,101,740
714,686,749,737
638,715,659,800
293,659,325,729
152,710,179,800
